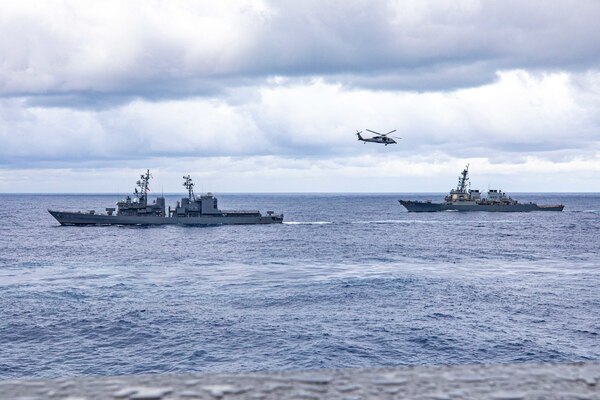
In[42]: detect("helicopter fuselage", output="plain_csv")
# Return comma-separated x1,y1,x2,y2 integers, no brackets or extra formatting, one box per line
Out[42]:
357,136,397,146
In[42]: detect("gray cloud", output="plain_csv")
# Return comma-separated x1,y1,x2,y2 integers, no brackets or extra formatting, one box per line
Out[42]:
1,0,600,105
2,69,599,169
1,1,599,192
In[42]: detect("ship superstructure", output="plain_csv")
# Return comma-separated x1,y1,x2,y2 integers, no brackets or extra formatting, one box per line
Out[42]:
111,169,166,217
399,165,564,212
49,170,283,225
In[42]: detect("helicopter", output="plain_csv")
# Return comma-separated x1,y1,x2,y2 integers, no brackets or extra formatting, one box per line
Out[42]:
356,129,401,146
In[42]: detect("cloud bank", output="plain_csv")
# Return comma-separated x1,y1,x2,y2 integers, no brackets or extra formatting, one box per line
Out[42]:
0,0,599,191
2,0,600,97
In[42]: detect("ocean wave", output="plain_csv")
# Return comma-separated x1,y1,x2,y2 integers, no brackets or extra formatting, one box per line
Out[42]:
352,219,465,224
2,192,600,378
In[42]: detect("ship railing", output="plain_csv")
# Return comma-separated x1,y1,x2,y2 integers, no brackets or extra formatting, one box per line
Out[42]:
222,210,261,216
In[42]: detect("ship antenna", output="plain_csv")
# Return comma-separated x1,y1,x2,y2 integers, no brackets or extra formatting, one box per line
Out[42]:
135,169,152,205
457,163,470,192
183,175,195,201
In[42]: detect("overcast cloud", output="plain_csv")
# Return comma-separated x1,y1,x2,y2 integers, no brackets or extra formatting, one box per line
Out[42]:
1,0,599,192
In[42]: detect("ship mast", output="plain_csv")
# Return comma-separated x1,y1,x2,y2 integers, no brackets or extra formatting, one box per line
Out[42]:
135,169,151,205
456,164,470,192
183,175,195,201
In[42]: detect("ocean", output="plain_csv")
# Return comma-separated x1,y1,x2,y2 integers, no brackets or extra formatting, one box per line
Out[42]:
0,193,599,378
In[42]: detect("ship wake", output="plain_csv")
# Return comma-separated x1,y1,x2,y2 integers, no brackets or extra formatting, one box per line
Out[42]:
284,221,332,225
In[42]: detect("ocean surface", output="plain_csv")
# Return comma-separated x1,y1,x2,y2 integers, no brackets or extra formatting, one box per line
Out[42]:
1,193,599,378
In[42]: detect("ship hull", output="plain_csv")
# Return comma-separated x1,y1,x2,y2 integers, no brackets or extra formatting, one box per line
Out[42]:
48,210,283,226
399,200,564,212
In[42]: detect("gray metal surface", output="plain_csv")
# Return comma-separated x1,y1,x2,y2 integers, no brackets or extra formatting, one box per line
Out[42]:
48,171,283,226
399,200,564,212
1,363,598,399
399,165,564,212
48,210,283,225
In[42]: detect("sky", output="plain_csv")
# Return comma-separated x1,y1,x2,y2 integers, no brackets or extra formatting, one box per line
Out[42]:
1,0,599,193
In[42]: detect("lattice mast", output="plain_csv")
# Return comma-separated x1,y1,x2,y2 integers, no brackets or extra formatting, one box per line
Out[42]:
183,175,195,201
456,164,470,192
134,169,151,205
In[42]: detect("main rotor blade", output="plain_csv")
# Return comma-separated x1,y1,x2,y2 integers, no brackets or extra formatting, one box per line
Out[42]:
366,129,382,135
390,136,402,139
380,129,397,136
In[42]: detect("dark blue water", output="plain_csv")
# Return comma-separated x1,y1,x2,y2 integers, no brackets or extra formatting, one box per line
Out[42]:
1,193,599,378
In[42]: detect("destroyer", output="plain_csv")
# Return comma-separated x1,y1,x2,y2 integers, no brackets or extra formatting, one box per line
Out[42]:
49,170,283,225
399,165,564,212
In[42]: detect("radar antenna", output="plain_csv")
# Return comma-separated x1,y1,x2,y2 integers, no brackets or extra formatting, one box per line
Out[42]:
183,175,195,201
456,164,470,192
135,169,152,205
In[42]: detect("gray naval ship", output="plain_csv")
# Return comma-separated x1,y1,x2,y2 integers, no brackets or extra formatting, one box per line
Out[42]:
49,170,283,225
399,165,564,212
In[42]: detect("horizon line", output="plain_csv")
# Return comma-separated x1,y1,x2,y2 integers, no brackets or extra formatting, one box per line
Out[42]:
1,191,598,195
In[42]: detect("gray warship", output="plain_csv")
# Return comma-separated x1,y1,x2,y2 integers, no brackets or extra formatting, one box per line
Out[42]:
399,165,564,212
48,170,284,225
